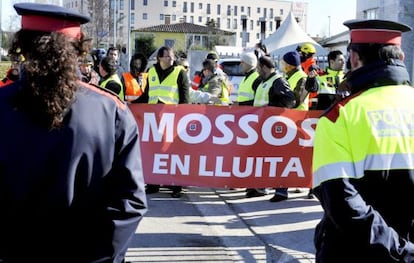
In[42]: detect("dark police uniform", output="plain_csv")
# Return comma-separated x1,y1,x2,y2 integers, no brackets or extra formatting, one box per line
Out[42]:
312,19,414,262
0,3,147,263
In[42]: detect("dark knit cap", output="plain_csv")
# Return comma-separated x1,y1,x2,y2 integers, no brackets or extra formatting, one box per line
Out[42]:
283,51,301,67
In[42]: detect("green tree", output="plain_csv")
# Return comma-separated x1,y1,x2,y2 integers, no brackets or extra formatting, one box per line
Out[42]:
134,36,156,58
82,0,110,49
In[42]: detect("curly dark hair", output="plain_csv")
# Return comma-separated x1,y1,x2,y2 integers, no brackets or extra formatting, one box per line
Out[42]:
8,30,88,130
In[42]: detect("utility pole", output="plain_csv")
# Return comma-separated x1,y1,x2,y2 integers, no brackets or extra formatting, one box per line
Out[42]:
328,16,331,37
127,0,131,58
113,0,117,47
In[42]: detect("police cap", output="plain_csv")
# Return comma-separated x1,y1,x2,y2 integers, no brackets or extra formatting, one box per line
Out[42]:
14,3,90,39
344,19,412,46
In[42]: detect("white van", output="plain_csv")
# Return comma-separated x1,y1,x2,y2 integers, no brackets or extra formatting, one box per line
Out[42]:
218,58,243,103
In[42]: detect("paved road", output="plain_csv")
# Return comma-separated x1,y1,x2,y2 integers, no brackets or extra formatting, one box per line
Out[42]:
126,187,323,263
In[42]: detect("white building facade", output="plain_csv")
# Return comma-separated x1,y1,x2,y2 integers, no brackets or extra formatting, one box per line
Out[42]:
63,0,308,49
356,0,414,81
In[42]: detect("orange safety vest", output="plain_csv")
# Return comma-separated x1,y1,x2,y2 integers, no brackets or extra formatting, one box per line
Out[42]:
122,72,148,102
191,72,202,90
301,57,319,109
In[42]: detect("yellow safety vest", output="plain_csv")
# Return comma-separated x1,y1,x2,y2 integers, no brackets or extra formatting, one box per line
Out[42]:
199,76,230,104
317,68,344,95
237,71,259,103
100,73,124,100
313,85,414,188
253,73,282,107
148,66,181,104
287,70,309,110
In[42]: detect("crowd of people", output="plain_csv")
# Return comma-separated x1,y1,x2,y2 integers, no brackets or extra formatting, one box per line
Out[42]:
2,1,414,262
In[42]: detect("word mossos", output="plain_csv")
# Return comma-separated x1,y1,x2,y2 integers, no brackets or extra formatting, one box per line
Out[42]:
141,112,318,147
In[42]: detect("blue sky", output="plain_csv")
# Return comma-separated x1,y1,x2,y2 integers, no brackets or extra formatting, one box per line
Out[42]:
306,0,357,37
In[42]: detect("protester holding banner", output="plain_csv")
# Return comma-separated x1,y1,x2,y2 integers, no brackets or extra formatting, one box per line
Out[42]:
252,55,296,201
197,59,230,105
312,19,414,262
234,52,268,198
136,46,190,198
273,50,319,201
236,52,261,106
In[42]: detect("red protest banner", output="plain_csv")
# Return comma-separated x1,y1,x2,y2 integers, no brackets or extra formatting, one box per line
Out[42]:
129,104,322,188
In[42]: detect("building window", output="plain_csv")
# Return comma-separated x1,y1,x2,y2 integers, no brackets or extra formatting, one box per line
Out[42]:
172,14,176,21
250,20,253,30
119,12,124,25
131,0,135,10
234,6,237,16
198,16,203,23
280,9,283,15
190,2,194,13
183,15,187,22
183,2,187,12
227,18,231,29
233,18,237,29
247,7,251,16
270,8,273,18
227,5,231,16
131,13,135,27
217,4,221,15
217,17,221,27
164,0,168,7
165,39,175,48
120,0,124,10
207,4,211,14
143,0,148,6
257,7,260,14
364,8,379,19
263,8,267,18
160,14,164,20
199,3,202,9
190,16,194,23
143,13,148,20
172,1,177,7
269,21,273,31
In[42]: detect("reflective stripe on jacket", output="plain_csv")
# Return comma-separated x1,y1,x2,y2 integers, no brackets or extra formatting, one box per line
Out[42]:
287,69,308,110
237,71,259,103
253,73,281,107
313,84,414,187
123,72,147,101
100,73,124,100
317,67,344,95
148,66,181,104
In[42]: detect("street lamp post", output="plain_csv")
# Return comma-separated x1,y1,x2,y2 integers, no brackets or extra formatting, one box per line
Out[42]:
127,0,131,59
113,0,117,47
328,16,331,37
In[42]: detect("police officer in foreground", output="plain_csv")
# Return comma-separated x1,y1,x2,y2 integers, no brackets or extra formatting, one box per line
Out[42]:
312,19,414,262
0,3,147,262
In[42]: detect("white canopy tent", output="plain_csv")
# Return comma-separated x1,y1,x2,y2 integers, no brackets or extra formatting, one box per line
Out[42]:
262,12,328,58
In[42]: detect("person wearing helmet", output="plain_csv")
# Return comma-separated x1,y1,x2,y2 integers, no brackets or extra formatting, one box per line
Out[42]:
297,42,320,109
